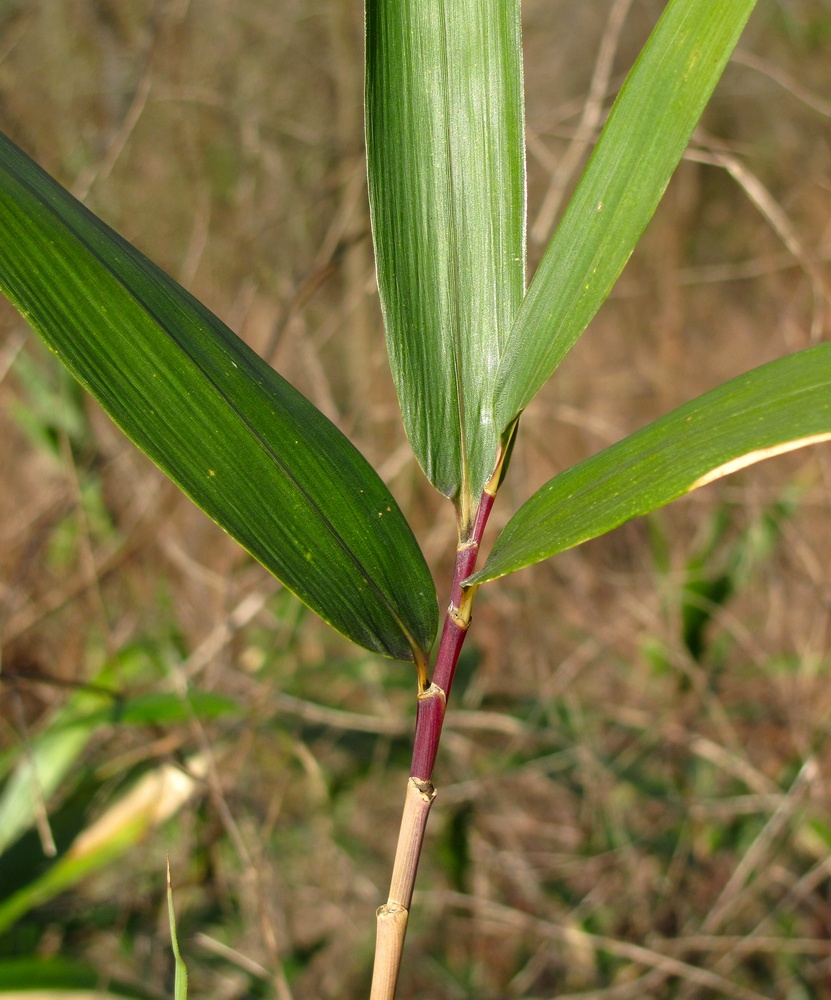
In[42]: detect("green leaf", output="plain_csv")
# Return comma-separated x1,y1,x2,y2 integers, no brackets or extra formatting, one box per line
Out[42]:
0,958,154,997
469,344,831,585
50,691,243,732
492,0,757,434
0,133,437,662
167,861,189,1000
366,0,526,531
113,690,242,725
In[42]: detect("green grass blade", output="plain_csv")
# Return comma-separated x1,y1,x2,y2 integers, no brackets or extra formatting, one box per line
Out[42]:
167,861,188,1000
470,344,831,585
366,0,526,531
492,0,756,434
0,133,437,662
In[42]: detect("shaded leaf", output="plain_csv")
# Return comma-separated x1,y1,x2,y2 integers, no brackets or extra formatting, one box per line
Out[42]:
0,646,156,855
469,344,831,585
0,133,437,661
492,0,757,434
111,690,241,725
366,0,525,531
0,958,153,998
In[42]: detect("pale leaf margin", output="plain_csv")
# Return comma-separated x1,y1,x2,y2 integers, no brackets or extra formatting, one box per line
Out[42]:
468,343,831,586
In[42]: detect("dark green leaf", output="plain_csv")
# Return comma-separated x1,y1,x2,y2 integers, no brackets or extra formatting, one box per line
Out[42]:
470,344,831,585
0,133,437,661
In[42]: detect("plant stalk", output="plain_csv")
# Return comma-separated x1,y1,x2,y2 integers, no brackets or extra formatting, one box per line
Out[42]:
369,483,497,999
369,777,436,1000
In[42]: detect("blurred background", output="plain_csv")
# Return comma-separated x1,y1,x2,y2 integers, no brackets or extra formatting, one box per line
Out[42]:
1,1,831,997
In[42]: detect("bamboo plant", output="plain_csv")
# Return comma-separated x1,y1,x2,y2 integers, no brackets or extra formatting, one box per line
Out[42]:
0,0,829,995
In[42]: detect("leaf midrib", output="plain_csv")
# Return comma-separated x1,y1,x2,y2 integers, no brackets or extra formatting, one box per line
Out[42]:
439,0,470,528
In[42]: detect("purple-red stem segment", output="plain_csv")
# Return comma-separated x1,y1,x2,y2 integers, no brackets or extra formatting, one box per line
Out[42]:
409,489,495,781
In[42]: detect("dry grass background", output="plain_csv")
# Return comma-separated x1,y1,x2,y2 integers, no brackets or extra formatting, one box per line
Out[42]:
1,0,831,997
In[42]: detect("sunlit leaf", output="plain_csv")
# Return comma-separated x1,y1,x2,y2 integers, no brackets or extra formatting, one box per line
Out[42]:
0,133,437,661
492,0,757,434
366,0,525,532
470,344,831,585
0,757,208,935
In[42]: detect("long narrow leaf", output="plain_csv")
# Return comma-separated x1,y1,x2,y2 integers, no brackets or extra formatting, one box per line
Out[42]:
469,344,831,585
492,0,756,434
366,0,525,531
0,133,437,662
167,861,189,1000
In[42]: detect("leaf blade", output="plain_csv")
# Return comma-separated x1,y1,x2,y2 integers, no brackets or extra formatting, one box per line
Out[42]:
366,0,526,529
493,0,757,433
0,133,437,661
470,344,831,585
167,860,189,1000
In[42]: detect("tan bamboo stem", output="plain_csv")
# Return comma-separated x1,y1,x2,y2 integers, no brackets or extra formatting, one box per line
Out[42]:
370,777,437,1000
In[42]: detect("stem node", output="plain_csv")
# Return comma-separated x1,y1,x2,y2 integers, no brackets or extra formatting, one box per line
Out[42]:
417,681,446,705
